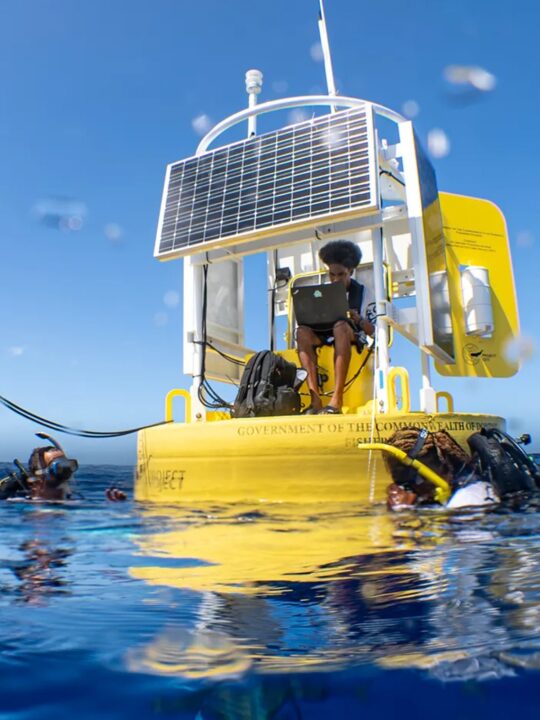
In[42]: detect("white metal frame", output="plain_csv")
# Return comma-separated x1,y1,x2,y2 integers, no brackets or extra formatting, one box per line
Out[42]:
196,95,404,155
178,93,445,419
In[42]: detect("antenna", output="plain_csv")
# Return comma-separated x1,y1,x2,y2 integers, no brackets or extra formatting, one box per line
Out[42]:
245,69,263,137
318,0,337,112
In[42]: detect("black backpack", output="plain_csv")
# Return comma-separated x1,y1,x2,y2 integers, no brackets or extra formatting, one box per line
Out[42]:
233,351,301,418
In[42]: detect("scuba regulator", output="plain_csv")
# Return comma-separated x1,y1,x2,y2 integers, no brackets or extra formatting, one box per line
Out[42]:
0,459,31,499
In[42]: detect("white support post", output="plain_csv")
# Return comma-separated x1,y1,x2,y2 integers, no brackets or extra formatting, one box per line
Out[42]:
371,228,389,413
420,350,437,413
183,257,206,421
399,121,432,350
399,119,439,406
267,251,277,351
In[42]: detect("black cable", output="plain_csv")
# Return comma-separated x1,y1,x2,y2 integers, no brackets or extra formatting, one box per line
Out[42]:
197,272,290,382
270,285,276,352
316,341,374,397
343,343,374,391
268,271,290,353
0,394,170,438
196,264,233,411
193,339,245,367
270,251,277,352
379,168,405,187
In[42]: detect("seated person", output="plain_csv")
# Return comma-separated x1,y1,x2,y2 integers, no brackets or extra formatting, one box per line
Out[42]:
296,239,375,414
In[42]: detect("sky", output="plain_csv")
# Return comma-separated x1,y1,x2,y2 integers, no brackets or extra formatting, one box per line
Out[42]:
0,0,539,464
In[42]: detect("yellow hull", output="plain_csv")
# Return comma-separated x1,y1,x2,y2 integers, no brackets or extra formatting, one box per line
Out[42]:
135,411,504,504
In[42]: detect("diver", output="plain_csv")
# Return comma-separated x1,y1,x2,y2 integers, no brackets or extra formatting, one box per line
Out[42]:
296,239,375,415
0,433,78,501
0,433,128,502
383,426,540,511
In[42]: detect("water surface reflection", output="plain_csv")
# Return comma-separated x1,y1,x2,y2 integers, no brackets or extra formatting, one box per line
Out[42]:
1,469,540,718
131,503,540,682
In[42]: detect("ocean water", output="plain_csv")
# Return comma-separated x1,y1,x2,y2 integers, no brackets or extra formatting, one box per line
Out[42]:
1,464,540,719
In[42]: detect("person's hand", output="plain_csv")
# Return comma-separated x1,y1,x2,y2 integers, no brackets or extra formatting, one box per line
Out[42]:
348,310,374,336
386,483,417,510
106,487,127,502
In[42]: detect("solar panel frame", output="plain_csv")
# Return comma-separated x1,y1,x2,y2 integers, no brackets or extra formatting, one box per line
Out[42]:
155,105,380,260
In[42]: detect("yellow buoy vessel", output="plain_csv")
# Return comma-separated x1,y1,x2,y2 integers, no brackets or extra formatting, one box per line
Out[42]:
136,18,520,507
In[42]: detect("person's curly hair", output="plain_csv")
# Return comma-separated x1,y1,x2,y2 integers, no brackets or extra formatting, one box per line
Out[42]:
383,427,472,487
319,240,362,270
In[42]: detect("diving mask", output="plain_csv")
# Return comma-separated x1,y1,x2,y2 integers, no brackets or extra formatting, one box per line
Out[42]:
45,457,79,486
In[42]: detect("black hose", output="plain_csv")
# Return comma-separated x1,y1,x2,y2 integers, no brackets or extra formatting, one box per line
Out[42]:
0,394,170,438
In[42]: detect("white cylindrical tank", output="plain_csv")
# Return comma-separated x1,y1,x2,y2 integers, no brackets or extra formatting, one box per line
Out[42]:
460,266,494,337
429,270,453,337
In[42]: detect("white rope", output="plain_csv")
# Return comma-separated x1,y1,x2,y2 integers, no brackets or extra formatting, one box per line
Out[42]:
368,326,380,504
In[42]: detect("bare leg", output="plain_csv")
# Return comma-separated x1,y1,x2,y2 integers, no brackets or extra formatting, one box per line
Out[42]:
330,321,354,410
296,325,323,411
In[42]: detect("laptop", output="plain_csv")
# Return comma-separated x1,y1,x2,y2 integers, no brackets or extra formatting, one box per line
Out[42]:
292,283,349,328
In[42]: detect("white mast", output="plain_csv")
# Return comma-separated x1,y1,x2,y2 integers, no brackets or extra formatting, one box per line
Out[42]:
318,0,337,112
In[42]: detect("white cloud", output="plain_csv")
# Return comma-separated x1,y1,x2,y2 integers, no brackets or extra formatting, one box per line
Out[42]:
8,346,24,357
444,65,497,92
272,80,289,94
288,109,310,126
33,196,87,232
516,230,534,248
469,67,497,91
504,335,536,365
163,290,180,308
61,215,83,231
104,222,123,242
402,100,420,118
153,312,168,327
427,128,451,159
310,42,324,62
191,114,213,136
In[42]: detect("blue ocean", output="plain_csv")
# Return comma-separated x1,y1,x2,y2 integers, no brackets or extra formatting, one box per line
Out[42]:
1,463,539,719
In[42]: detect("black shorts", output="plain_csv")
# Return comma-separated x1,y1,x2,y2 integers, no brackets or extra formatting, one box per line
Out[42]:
311,319,358,346
313,328,334,345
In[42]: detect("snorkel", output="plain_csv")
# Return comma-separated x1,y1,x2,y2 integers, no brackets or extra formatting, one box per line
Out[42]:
35,431,66,453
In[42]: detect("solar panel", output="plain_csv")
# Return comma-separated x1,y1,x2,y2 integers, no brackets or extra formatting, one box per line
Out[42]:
155,106,379,259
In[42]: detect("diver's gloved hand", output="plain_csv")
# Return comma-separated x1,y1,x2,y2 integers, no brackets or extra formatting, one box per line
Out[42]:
105,487,127,502
386,483,417,511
